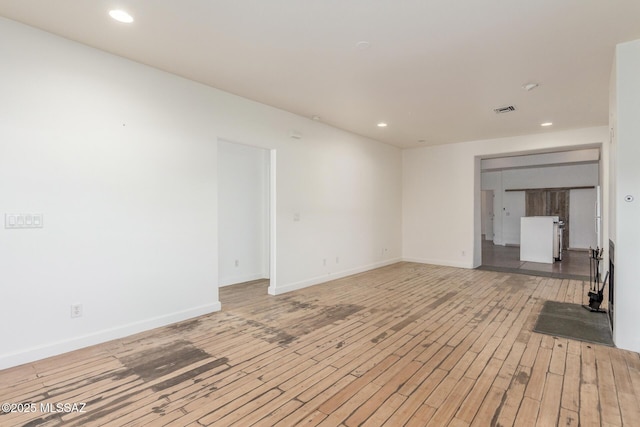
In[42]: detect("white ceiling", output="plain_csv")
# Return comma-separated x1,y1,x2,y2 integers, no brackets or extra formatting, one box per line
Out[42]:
1,0,639,148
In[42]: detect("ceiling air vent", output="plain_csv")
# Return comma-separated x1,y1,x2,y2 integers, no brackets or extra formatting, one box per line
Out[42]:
494,105,517,114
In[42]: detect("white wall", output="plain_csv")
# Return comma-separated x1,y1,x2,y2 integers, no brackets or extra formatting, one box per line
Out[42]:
403,127,609,269
610,39,640,352
218,141,269,286
569,188,597,249
403,142,475,267
501,163,598,189
0,18,402,369
274,133,402,294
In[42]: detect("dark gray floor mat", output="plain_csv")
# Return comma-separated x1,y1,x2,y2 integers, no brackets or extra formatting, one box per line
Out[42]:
533,300,613,346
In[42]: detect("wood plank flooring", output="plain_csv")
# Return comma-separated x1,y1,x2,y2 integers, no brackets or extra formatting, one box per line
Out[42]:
1,262,639,426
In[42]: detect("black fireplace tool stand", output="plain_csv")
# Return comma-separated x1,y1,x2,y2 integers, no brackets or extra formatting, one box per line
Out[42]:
583,247,607,313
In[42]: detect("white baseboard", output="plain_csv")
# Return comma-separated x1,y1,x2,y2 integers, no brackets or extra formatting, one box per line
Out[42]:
268,258,401,295
0,302,221,371
401,257,473,269
219,273,267,287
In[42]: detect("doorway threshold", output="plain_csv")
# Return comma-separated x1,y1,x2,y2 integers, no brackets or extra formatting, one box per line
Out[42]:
476,264,589,281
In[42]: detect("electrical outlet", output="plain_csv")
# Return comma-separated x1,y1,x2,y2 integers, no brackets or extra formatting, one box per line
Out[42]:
234,260,239,267
336,256,339,264
323,258,327,266
71,304,83,318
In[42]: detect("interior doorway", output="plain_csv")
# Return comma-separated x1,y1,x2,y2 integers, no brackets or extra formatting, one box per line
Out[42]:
481,190,495,241
217,140,273,294
475,147,601,280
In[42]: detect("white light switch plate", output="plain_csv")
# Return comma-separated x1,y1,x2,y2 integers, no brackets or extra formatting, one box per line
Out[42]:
5,213,43,229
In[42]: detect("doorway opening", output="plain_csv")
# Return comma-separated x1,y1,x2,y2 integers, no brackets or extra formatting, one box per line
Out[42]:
481,190,495,242
217,140,275,300
476,147,601,280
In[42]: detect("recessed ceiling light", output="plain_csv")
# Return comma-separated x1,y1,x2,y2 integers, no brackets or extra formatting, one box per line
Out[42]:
377,122,388,128
541,122,553,127
311,115,321,121
522,82,539,91
109,10,134,23
356,41,371,50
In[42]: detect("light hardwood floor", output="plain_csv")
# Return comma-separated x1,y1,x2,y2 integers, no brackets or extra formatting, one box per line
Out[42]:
1,262,638,426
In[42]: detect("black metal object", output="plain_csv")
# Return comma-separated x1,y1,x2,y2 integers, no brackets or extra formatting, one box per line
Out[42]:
583,247,607,313
609,240,615,328
586,271,608,312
